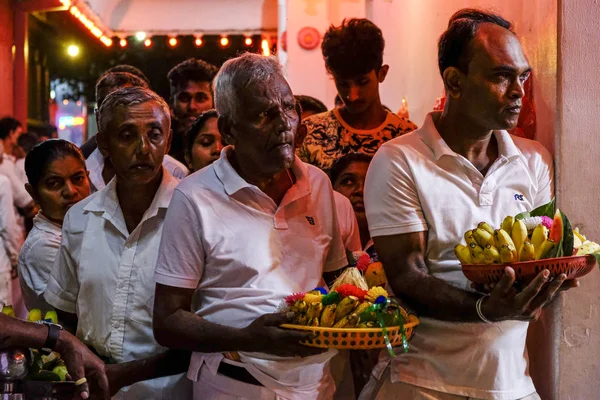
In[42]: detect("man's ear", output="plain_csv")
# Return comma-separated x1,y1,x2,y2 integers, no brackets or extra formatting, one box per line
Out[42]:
442,67,464,99
218,116,235,146
378,65,390,83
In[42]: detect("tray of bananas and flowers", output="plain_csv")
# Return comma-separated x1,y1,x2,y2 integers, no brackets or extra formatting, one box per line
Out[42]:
455,201,599,285
280,255,419,356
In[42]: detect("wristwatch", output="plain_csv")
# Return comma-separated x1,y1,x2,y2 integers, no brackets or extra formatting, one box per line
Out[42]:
40,321,64,354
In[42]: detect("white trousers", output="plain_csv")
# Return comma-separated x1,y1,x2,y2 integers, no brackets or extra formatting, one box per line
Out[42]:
359,367,541,400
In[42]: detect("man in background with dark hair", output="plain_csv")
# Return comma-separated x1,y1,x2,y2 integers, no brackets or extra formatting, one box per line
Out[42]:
298,18,417,171
106,64,150,85
167,58,218,164
295,95,327,120
0,117,35,218
359,9,564,400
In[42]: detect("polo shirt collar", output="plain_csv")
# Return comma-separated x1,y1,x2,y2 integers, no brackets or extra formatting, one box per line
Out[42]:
419,111,523,162
214,146,312,197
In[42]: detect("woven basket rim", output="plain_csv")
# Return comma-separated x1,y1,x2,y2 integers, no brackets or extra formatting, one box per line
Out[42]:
462,254,595,269
281,316,420,333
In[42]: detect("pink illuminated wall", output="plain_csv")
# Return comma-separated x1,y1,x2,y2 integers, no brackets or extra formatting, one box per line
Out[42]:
0,0,14,117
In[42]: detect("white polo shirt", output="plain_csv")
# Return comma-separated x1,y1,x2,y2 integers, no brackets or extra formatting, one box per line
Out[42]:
364,112,553,400
86,148,189,192
333,191,361,252
18,212,62,312
154,147,347,400
44,169,191,399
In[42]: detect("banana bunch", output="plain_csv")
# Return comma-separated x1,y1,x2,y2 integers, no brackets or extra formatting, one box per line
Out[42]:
454,217,555,265
290,296,381,329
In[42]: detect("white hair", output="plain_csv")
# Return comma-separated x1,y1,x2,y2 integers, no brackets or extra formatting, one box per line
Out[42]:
98,86,170,131
213,53,285,123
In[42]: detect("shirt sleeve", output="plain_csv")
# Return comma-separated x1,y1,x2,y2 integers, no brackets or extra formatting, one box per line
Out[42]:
0,179,22,266
44,213,80,313
154,189,205,289
533,144,554,207
364,144,428,238
324,183,349,273
6,163,33,209
19,234,60,310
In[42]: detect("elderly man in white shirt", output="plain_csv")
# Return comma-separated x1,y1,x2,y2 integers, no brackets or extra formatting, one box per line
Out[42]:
45,86,191,399
86,71,188,193
359,9,576,400
152,53,348,400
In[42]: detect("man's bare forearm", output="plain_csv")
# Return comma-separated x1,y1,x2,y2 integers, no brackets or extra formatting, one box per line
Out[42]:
110,350,190,390
385,253,483,322
154,308,252,353
0,314,48,349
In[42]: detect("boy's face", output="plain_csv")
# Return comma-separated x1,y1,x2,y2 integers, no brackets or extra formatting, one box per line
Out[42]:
331,65,388,114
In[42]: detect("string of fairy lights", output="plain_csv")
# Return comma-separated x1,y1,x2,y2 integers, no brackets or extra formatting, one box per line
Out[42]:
59,0,275,56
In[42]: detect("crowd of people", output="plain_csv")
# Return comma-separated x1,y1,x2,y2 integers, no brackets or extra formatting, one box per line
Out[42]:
0,8,575,400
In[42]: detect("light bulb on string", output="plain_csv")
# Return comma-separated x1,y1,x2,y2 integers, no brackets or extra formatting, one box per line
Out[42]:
168,37,178,47
119,38,127,47
220,36,229,47
144,38,152,47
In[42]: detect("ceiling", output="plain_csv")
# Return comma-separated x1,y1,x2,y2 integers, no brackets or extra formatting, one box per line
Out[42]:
84,0,278,35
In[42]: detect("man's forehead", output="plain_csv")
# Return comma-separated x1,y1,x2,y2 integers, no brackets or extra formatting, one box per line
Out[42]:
108,100,170,125
178,80,211,93
470,23,529,70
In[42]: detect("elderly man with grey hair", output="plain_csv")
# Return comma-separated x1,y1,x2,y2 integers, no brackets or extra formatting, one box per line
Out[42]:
152,53,348,399
45,86,191,399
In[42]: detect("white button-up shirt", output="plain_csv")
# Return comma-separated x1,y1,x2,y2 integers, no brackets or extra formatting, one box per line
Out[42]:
45,169,191,399
18,212,62,311
154,147,347,400
365,112,553,400
86,148,189,192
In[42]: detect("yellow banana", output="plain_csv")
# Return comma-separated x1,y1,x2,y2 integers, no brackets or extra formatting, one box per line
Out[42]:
291,300,307,314
352,301,373,316
308,318,320,327
319,304,337,327
474,228,495,248
27,309,42,322
494,229,516,250
469,243,486,264
293,313,309,325
483,245,500,264
519,241,535,261
501,216,515,234
464,230,478,247
333,313,359,328
335,296,359,322
306,302,323,319
358,321,375,328
478,222,495,235
536,239,557,260
511,220,528,259
499,244,517,263
454,244,472,264
530,224,548,256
